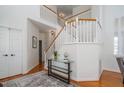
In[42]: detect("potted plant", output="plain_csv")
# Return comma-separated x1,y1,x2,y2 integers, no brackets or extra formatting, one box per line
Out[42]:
54,51,58,60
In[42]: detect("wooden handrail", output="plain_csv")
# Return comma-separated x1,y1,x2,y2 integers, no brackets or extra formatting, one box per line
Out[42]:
65,9,91,20
43,5,99,54
45,24,65,53
43,5,65,21
67,18,96,23
42,5,66,53
45,18,97,53
79,18,96,21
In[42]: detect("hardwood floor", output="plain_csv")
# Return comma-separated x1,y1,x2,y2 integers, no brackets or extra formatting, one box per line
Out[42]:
78,70,124,87
0,64,43,82
27,64,43,74
0,64,123,87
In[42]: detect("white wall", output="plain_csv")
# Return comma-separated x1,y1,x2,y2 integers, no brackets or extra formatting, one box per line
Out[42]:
101,6,124,72
0,5,59,74
76,44,100,81
0,5,40,73
27,20,40,72
91,5,103,27
73,6,91,18
59,44,78,80
40,5,58,27
60,43,100,81
46,5,57,12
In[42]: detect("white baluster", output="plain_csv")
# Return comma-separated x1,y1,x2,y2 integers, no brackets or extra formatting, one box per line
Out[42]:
84,21,86,42
71,22,73,42
74,21,76,42
89,21,92,42
70,22,72,42
83,21,85,43
65,21,67,43
67,23,69,43
80,21,84,42
86,21,88,42
79,21,81,42
91,21,93,42
76,17,79,42
87,21,89,42
72,22,74,42
73,21,75,42
95,21,98,43
94,21,96,42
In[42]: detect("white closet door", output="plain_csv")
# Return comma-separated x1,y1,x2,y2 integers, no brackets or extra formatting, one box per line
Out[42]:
0,27,9,79
8,29,22,76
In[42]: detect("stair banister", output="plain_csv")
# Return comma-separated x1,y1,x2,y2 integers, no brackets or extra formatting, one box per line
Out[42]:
43,4,102,67
45,24,65,53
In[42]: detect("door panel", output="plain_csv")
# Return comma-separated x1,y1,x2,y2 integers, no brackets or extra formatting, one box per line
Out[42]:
8,29,22,76
39,40,42,64
0,28,9,79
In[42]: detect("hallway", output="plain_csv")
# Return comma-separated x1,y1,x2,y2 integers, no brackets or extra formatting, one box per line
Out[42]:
0,64,123,87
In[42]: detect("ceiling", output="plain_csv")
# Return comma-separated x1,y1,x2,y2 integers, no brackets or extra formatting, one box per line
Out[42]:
56,5,79,17
56,5,91,18
28,5,92,33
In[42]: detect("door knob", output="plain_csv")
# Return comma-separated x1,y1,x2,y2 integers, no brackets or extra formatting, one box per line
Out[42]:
11,54,15,56
3,54,8,56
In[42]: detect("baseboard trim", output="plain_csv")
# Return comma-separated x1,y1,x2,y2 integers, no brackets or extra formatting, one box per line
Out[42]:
70,79,99,85
43,69,121,85
43,69,99,84
102,68,120,73
72,70,121,83
71,69,120,84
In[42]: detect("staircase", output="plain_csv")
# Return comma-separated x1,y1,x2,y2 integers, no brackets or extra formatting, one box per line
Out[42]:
44,17,102,61
43,6,102,81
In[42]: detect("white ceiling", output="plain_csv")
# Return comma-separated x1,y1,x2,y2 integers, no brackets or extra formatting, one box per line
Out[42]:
56,5,91,17
56,5,79,17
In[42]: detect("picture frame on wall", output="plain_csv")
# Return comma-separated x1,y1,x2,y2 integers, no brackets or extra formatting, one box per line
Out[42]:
32,36,37,48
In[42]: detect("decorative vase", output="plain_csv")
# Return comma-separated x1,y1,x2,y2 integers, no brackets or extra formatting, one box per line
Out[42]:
64,52,69,60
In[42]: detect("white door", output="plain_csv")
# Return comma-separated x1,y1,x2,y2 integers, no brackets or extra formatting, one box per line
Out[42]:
0,27,9,79
8,29,22,76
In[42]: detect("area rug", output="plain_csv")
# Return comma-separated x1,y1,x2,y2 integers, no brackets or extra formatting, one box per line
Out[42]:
2,71,76,87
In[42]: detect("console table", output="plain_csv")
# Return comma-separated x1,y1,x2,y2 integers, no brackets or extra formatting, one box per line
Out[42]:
48,59,72,84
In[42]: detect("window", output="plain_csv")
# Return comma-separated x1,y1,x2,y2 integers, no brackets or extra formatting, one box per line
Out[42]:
114,36,119,55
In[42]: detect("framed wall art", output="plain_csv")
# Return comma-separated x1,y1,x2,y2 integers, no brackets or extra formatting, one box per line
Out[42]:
32,36,37,48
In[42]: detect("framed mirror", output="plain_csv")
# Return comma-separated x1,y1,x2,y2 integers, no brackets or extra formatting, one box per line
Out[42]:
32,36,37,48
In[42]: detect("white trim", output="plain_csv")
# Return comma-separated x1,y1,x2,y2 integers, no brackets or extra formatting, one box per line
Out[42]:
64,42,103,45
102,68,120,73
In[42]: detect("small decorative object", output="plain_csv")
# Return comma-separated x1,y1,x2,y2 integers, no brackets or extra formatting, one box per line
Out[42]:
64,52,69,60
54,51,58,60
32,36,37,48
